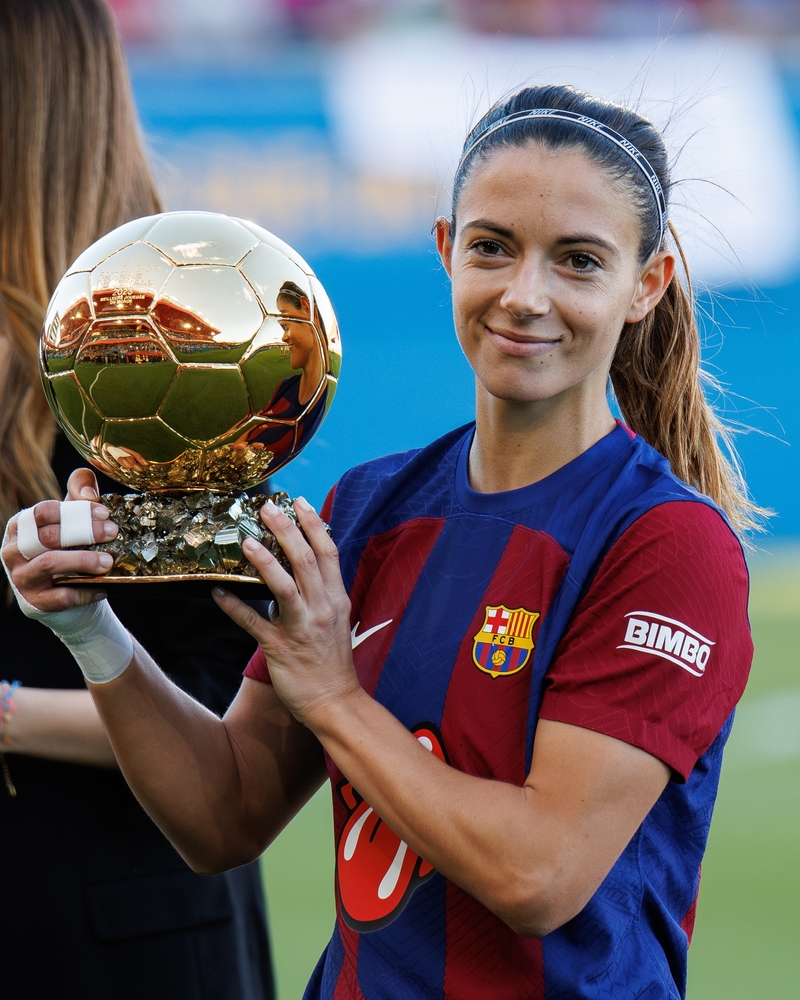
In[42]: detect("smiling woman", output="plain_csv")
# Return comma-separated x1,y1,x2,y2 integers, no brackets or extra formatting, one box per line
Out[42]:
2,84,757,1000
438,141,662,488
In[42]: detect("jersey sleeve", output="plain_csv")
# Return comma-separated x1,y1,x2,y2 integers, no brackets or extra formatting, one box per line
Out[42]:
320,483,337,524
243,482,340,685
244,646,271,684
538,500,752,780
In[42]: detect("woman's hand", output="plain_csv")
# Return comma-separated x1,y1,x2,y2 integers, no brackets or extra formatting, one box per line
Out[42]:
213,498,361,727
1,468,117,613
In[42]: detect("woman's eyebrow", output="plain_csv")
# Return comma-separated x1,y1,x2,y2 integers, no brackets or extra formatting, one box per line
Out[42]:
461,221,620,258
555,235,619,257
460,220,515,239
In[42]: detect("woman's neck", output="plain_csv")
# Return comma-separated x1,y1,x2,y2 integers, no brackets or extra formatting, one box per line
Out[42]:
298,355,324,406
468,384,617,494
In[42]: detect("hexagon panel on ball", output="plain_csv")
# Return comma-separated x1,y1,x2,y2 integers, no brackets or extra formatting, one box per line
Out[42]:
40,210,342,494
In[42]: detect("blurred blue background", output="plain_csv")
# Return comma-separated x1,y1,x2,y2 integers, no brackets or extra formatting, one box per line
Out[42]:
118,4,800,528
109,1,800,996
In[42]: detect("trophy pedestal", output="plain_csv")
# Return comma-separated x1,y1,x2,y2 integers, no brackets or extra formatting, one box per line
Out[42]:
61,575,273,599
58,489,296,599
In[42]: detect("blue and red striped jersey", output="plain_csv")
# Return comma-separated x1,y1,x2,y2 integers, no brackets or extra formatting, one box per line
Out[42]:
245,421,752,999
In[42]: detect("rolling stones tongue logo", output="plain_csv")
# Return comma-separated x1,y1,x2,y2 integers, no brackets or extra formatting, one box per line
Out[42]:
336,723,447,932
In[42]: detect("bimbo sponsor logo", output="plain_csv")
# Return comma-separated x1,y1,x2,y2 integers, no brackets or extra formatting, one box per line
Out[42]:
618,611,714,677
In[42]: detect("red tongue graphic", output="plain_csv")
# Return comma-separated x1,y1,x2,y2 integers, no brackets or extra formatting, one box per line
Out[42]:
336,725,445,932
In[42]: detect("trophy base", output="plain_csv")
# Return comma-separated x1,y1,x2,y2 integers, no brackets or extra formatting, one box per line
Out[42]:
55,488,301,598
58,573,273,600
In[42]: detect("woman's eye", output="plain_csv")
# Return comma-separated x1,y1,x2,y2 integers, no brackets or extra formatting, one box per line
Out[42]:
565,253,599,271
470,239,505,257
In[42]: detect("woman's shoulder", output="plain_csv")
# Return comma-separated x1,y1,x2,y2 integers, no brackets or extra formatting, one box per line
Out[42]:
323,423,474,543
345,423,474,483
605,428,737,540
561,428,745,598
334,424,472,503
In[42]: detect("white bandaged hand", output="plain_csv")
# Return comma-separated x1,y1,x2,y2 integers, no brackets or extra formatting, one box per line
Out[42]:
2,503,133,684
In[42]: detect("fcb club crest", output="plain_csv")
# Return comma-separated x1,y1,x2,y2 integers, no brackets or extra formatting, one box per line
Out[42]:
472,605,539,678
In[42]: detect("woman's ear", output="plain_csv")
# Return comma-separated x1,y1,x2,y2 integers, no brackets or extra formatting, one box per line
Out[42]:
435,217,454,276
626,251,676,324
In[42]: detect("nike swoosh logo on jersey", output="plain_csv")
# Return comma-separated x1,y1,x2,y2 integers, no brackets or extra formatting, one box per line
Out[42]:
351,619,393,649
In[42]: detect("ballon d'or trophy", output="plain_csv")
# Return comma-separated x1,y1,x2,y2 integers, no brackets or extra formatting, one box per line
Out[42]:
40,211,341,595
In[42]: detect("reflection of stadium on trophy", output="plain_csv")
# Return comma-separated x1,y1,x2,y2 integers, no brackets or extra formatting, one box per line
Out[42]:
79,290,279,489
236,280,330,465
152,297,222,353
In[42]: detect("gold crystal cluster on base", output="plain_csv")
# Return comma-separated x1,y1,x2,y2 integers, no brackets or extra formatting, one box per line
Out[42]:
40,212,341,589
87,490,297,582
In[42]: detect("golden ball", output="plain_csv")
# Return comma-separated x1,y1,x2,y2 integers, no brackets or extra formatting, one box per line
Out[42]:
40,211,341,492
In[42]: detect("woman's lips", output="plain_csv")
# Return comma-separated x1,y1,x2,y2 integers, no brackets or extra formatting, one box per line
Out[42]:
487,327,560,358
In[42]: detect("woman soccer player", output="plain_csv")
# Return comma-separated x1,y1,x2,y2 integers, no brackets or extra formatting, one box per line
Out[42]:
3,84,756,999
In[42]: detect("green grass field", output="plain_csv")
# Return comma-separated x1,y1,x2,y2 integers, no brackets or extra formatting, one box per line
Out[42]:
260,548,800,999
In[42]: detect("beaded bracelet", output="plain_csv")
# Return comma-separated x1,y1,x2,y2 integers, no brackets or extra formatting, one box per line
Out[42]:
0,680,20,797
1,680,19,744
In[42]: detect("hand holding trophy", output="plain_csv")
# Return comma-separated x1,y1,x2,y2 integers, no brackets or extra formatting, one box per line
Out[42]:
39,211,341,594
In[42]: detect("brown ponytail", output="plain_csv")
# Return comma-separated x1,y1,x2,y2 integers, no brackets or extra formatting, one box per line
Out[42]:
610,225,767,536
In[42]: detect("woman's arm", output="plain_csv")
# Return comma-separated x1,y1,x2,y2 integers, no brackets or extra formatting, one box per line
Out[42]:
214,500,671,938
307,703,667,937
2,484,667,930
0,481,327,872
87,646,327,872
4,687,118,767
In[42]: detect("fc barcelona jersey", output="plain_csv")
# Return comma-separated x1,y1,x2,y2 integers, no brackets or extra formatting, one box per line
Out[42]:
245,422,752,1000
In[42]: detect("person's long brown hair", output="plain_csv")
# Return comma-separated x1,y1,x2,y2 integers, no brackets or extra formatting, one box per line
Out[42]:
0,0,162,541
453,84,766,536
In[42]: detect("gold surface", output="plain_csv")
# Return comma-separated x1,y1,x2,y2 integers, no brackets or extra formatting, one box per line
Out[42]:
57,573,268,586
41,211,342,493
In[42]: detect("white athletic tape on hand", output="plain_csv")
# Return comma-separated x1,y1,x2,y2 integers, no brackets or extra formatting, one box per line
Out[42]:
60,500,95,548
46,600,134,685
16,505,48,560
1,510,133,684
1,514,43,617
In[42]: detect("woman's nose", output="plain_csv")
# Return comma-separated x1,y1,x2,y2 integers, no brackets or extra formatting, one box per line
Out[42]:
499,263,550,319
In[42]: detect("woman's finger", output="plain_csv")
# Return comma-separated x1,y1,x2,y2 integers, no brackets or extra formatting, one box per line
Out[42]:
292,498,344,592
259,501,327,606
35,513,117,550
30,499,111,529
30,500,64,527
66,467,101,501
20,499,117,551
5,538,113,613
212,587,275,645
239,536,305,624
17,547,115,585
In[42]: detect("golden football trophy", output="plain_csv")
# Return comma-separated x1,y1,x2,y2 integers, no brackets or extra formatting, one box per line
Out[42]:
39,211,341,593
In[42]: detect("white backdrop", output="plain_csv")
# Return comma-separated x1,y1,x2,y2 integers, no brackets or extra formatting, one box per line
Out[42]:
329,30,800,285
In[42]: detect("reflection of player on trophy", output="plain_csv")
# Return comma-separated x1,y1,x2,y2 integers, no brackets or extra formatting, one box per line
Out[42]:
276,280,327,409
236,281,330,463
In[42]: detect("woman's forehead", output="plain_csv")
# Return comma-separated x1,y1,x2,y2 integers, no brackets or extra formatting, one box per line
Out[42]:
456,143,639,241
